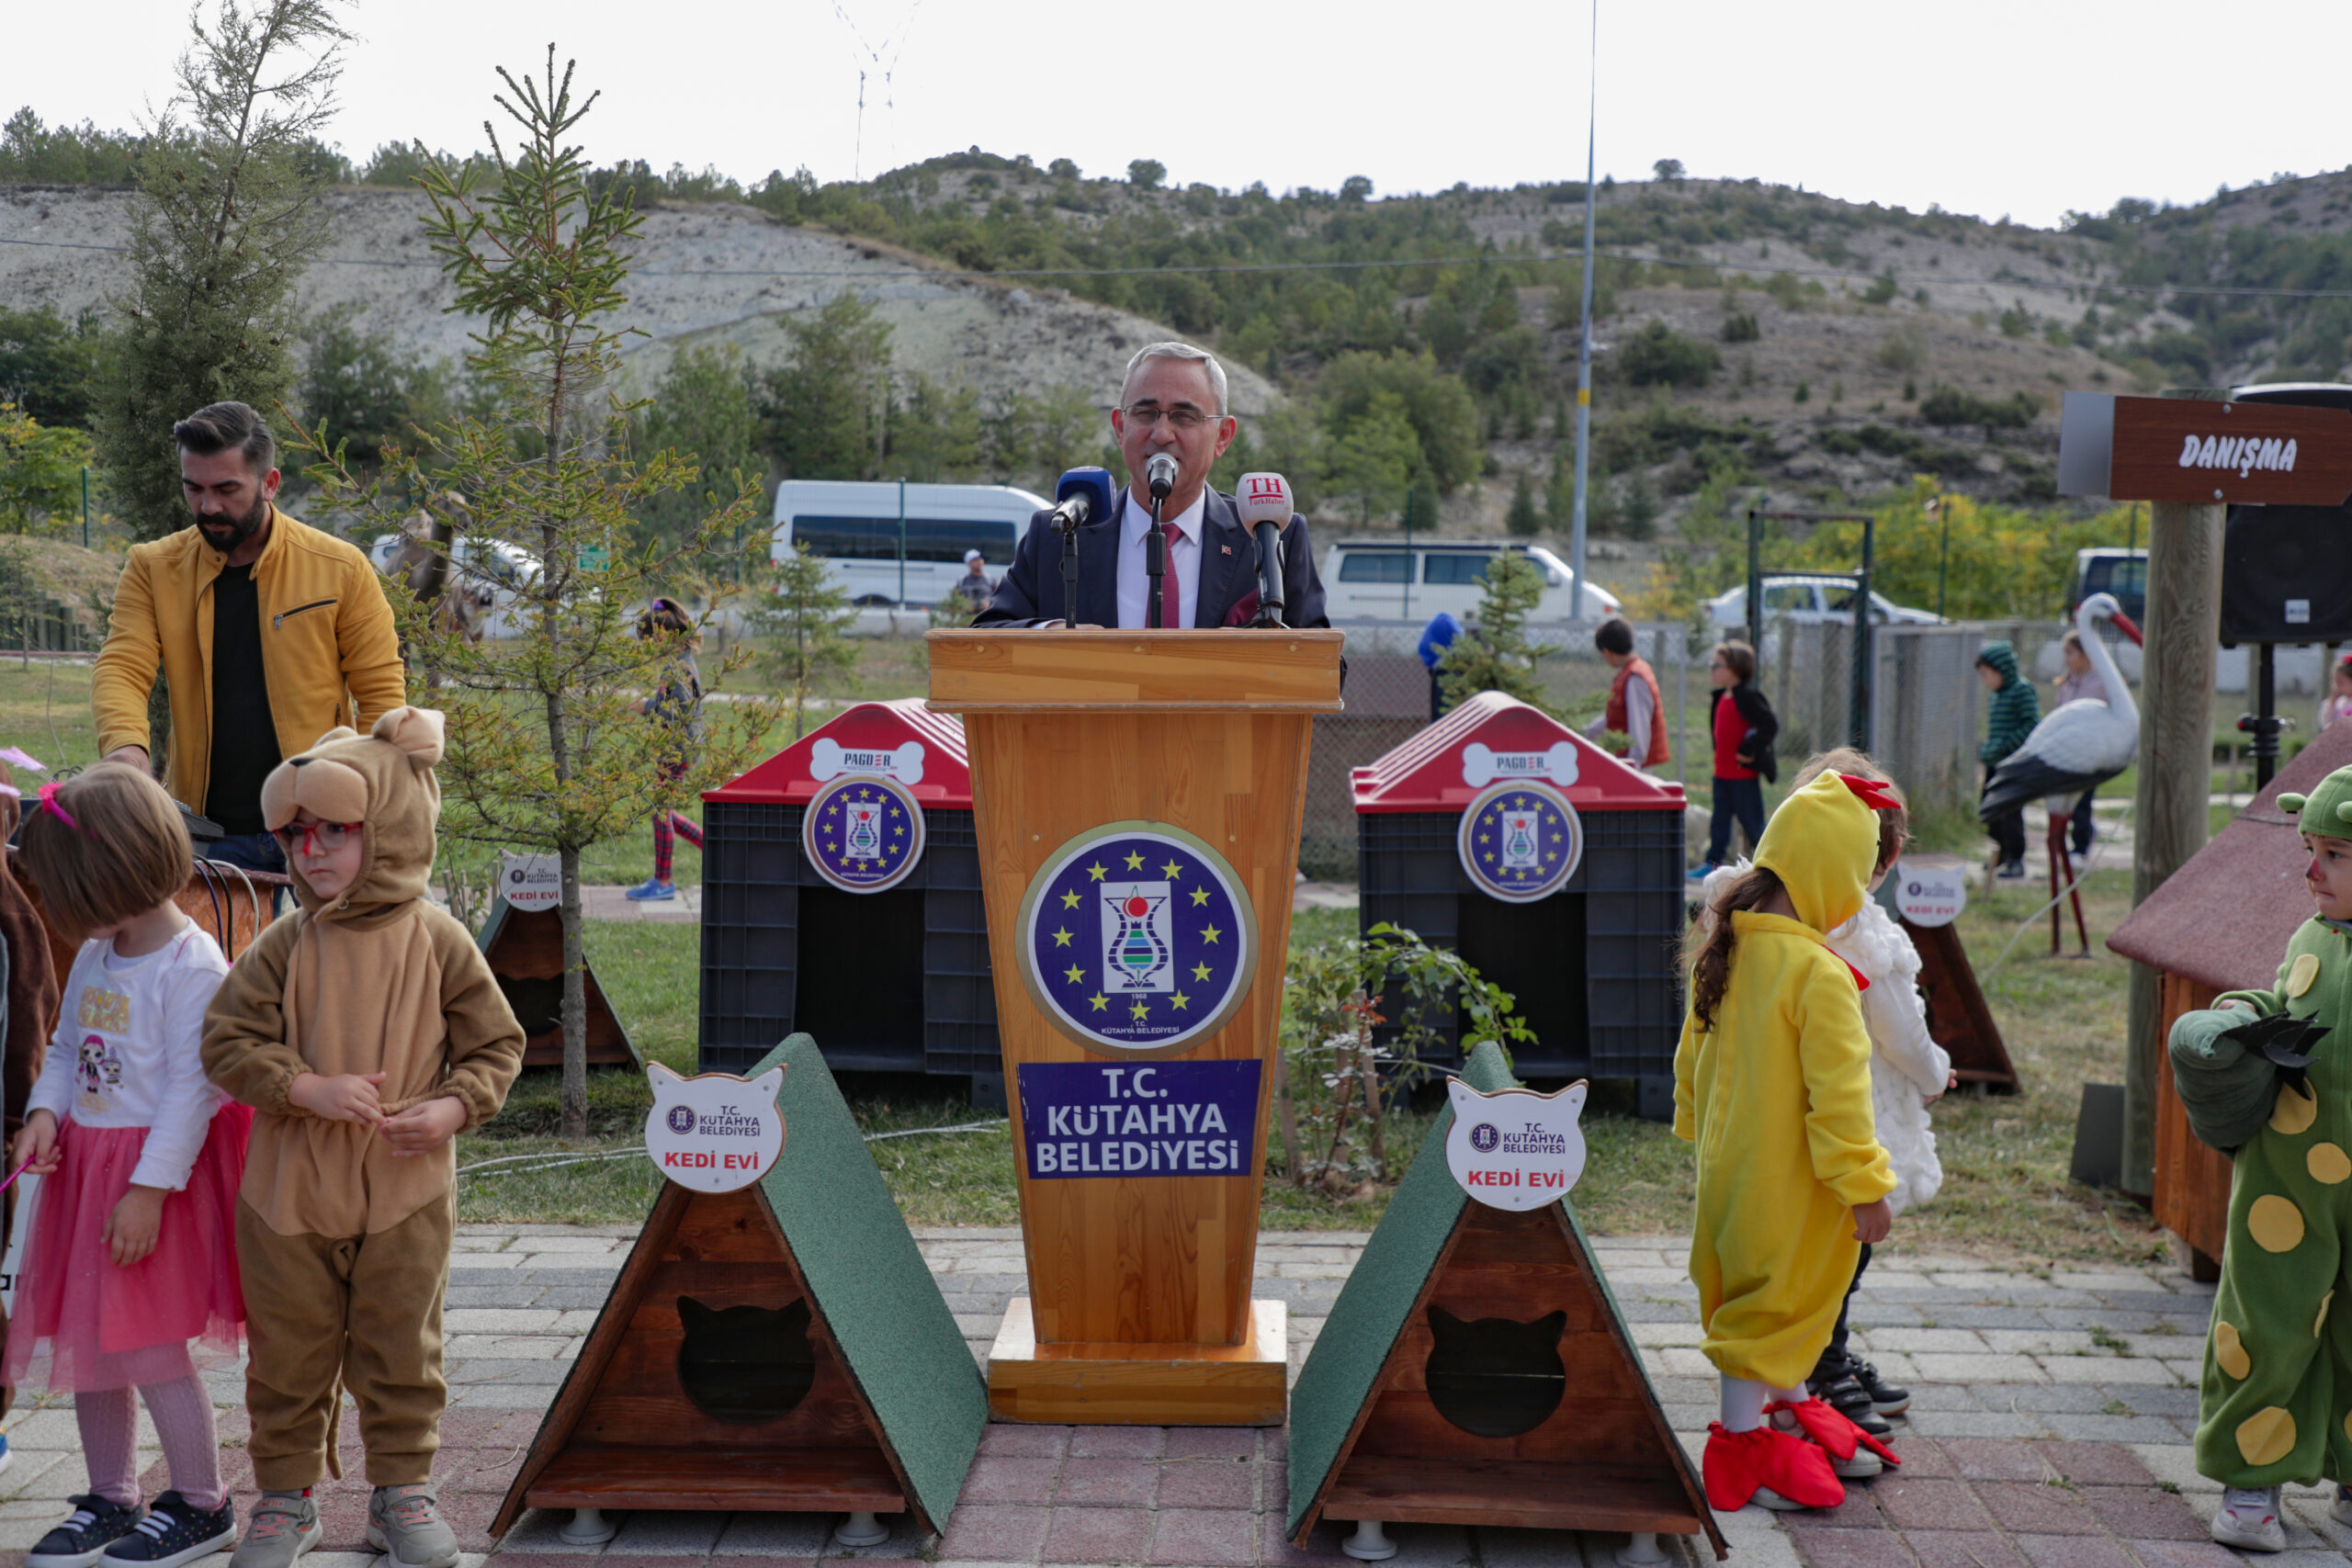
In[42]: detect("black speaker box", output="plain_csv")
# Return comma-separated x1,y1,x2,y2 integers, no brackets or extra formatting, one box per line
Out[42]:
2221,502,2352,644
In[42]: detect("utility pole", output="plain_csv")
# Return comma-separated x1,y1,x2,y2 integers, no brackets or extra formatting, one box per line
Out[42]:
1566,0,1599,625
2121,493,2224,1199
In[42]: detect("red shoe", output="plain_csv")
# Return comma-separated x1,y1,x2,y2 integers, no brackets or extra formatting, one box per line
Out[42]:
1769,1396,1902,1467
1702,1422,1846,1511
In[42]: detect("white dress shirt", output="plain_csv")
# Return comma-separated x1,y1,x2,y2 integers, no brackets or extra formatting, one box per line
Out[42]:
1114,491,1206,630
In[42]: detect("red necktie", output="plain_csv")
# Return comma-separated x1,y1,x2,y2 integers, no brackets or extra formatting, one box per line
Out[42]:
1159,520,1184,629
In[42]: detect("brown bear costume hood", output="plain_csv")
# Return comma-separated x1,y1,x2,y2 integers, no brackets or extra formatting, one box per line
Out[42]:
262,705,443,924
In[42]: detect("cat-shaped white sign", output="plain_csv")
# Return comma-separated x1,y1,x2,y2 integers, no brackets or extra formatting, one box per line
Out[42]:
1444,1078,1588,1211
644,1064,786,1193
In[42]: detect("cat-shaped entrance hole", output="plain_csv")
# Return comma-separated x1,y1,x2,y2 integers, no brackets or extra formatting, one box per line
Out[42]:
676,1295,816,1422
1423,1304,1566,1438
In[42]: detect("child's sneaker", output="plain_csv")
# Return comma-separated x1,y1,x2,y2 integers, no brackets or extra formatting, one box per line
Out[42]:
1769,1396,1900,1481
368,1484,459,1568
1817,1372,1894,1438
2334,1483,2352,1526
28,1495,146,1568
101,1491,237,1568
1849,1358,1911,1416
1700,1423,1844,1512
2211,1485,2285,1552
0,1427,15,1476
229,1492,320,1568
624,877,676,901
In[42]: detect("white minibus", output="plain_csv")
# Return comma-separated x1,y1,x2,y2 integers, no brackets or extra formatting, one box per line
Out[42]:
772,480,1051,606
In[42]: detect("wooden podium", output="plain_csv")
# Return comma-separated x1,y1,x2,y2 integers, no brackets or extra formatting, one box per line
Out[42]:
928,628,1344,1425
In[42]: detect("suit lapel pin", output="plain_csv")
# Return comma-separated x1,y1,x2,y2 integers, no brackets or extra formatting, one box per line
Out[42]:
1221,545,1232,555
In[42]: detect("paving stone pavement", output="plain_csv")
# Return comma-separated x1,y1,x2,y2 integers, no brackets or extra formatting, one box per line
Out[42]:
3,1224,2333,1567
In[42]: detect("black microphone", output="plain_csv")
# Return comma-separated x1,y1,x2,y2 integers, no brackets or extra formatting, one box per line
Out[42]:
1048,467,1115,533
1236,471,1293,627
1146,452,1180,501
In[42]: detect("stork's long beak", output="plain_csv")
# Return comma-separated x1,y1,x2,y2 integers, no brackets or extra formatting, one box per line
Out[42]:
2110,611,2144,647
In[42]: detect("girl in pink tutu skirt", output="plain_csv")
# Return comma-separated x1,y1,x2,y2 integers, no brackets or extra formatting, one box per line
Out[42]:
6,764,251,1568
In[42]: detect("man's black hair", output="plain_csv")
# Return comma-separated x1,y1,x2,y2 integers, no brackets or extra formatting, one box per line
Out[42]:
173,400,276,476
1594,616,1635,656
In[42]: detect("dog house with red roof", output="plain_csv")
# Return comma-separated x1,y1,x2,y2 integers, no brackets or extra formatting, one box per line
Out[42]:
1352,692,1689,1117
698,699,999,1103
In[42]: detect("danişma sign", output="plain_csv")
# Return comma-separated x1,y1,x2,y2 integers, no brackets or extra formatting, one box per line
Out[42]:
1015,1060,1260,1179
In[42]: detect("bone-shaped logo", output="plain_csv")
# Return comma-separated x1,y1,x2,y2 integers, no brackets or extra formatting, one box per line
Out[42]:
809,738,926,785
1462,742,1577,789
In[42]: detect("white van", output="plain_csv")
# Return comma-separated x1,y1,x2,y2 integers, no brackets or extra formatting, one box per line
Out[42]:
1317,539,1620,622
772,480,1051,607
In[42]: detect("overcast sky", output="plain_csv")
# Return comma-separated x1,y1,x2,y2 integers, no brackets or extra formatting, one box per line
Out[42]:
17,0,2348,231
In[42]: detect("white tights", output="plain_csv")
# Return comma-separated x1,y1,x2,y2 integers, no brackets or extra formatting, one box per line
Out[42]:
1718,1375,1809,1433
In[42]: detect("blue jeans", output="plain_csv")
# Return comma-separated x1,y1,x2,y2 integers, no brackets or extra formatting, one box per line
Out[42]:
205,830,286,915
1708,776,1766,865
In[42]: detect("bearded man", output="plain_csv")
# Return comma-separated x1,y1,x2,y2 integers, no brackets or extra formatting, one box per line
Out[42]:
93,400,405,877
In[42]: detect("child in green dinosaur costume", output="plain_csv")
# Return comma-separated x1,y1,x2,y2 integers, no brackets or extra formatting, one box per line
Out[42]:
2170,763,2352,1553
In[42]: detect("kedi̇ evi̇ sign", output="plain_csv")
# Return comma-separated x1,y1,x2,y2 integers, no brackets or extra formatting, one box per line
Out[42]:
1444,1077,1589,1211
644,1063,786,1192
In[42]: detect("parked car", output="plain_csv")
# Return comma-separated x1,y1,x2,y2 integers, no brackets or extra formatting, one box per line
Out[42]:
1317,539,1620,622
773,479,1050,607
2070,547,2145,625
367,533,542,603
1703,574,1947,629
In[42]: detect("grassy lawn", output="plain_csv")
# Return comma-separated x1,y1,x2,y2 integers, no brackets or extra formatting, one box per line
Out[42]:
460,872,2171,1269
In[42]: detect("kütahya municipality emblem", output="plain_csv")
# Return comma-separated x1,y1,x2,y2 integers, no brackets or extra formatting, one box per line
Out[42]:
1018,822,1257,1055
1443,1077,1588,1212
802,773,926,894
1456,779,1582,903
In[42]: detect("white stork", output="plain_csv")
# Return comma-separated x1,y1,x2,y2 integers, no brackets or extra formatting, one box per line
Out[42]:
1979,592,2143,953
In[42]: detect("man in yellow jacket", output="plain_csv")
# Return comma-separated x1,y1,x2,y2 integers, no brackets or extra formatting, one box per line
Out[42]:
93,401,405,878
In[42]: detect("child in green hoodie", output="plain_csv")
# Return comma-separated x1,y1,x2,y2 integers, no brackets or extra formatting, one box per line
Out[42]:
1975,642,2039,879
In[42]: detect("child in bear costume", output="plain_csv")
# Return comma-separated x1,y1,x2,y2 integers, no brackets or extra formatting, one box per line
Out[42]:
2170,762,2352,1553
202,708,524,1568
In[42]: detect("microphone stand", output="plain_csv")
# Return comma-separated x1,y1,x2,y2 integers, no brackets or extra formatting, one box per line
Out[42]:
1249,517,1287,628
1057,512,1080,630
1145,491,1168,629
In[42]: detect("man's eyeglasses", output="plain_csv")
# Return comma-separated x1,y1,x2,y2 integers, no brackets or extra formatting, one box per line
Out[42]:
1121,405,1220,432
273,819,362,856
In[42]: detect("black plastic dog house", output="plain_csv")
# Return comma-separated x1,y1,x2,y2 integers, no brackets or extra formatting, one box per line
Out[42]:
698,700,999,1102
1352,693,1686,1116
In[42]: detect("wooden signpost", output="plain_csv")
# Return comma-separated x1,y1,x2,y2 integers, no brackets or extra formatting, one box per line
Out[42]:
492,1035,986,1544
1288,1042,1724,1562
927,627,1343,1425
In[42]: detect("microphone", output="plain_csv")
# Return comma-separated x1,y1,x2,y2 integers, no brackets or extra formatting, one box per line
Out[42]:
1146,452,1180,501
1048,467,1115,533
1236,471,1293,627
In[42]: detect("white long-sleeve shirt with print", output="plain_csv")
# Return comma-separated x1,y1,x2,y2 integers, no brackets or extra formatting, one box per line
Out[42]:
27,922,232,1191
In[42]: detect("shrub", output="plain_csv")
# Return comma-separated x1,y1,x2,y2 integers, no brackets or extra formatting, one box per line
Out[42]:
1917,384,2041,430
1127,158,1165,189
1615,320,1719,388
1721,311,1759,344
1876,324,1928,373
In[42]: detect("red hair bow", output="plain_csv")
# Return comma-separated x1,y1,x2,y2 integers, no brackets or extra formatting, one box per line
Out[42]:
1838,773,1901,811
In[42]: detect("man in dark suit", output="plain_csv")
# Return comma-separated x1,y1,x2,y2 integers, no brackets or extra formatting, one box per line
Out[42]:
973,342,1329,629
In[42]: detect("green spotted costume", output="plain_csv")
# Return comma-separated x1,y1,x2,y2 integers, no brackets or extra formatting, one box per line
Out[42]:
2172,764,2352,1487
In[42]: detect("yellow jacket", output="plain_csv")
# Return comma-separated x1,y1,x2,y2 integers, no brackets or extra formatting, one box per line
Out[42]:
93,509,407,815
1675,769,1896,1387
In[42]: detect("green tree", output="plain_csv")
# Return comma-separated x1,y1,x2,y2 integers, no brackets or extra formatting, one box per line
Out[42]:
1504,467,1541,537
292,51,782,1138
89,0,351,541
1439,554,1559,713
295,305,450,469
756,542,860,737
0,307,104,428
1614,320,1719,388
0,403,91,535
1127,158,1166,190
633,345,759,557
1327,394,1418,525
987,385,1098,493
1319,350,1482,493
888,374,985,483
1653,158,1685,183
761,292,892,479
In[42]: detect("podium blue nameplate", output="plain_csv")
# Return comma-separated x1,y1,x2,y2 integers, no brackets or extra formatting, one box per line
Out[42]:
1016,1060,1261,1179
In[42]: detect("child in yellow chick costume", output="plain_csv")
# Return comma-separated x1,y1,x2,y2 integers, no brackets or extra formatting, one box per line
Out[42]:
1677,769,1900,1512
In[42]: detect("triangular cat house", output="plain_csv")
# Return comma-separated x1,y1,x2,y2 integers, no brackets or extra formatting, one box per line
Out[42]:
477,893,637,1069
1287,1043,1725,1559
492,1034,987,1539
